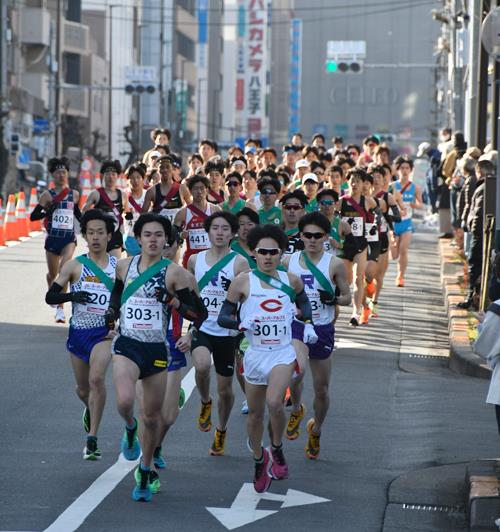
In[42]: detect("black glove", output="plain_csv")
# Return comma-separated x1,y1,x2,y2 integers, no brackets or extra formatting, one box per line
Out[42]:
125,211,134,221
70,291,93,304
104,307,118,330
318,289,337,306
220,275,232,291
369,225,377,236
155,287,174,305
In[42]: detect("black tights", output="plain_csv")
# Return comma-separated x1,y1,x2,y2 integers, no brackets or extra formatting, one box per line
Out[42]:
495,405,500,434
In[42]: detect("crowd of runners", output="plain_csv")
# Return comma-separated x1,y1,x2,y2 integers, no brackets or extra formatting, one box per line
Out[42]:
32,129,424,501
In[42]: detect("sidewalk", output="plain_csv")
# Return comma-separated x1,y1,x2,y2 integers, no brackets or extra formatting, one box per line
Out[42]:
438,238,491,379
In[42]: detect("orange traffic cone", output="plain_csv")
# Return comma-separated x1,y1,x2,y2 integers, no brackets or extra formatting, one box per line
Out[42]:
15,191,29,238
79,177,91,209
4,194,19,241
0,199,5,246
28,188,42,231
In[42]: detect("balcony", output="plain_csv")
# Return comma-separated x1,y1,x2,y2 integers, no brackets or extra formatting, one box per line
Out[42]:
61,85,88,117
20,8,51,47
63,20,90,56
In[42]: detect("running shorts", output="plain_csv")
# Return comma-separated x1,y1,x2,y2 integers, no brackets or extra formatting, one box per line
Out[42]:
380,232,389,254
367,241,381,262
66,325,110,364
190,329,237,377
291,321,334,360
45,235,76,256
243,345,296,385
112,335,169,379
166,329,187,372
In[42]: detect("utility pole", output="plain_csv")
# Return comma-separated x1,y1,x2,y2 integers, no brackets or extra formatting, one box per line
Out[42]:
477,0,491,149
159,0,165,126
466,0,481,146
108,5,114,158
55,0,61,154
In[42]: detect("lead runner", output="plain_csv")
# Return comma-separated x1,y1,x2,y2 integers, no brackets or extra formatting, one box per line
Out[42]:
217,224,316,493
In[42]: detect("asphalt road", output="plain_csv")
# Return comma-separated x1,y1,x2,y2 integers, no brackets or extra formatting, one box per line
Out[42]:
1,226,498,532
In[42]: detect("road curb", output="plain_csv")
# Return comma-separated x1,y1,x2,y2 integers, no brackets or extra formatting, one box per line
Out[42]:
438,240,491,379
466,460,500,531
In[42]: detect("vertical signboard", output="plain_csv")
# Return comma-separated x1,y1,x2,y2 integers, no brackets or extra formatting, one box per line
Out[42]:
288,18,302,139
197,0,209,139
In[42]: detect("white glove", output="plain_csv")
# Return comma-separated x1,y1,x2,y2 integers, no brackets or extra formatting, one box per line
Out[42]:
303,323,318,344
239,316,260,332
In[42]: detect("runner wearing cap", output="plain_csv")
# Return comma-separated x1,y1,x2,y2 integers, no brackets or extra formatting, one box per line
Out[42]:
301,173,320,212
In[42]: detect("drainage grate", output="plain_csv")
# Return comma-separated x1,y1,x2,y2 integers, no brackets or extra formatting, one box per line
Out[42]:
408,354,449,360
401,503,464,513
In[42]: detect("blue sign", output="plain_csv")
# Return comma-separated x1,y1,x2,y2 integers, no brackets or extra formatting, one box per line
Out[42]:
197,0,208,44
288,19,302,138
33,118,49,134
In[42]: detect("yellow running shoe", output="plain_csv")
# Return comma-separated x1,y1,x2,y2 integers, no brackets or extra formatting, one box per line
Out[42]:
209,428,226,456
198,399,212,432
286,403,306,440
305,418,321,459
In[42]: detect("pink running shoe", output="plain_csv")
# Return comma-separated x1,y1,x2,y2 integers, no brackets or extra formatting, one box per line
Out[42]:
270,445,289,480
253,448,272,493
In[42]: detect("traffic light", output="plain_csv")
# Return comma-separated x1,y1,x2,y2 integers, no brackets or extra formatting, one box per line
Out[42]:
10,134,19,155
325,59,338,73
124,84,156,94
325,57,363,74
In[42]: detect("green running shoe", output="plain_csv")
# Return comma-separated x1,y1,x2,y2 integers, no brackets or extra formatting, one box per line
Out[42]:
132,466,152,502
82,407,90,433
179,387,186,408
134,467,160,494
83,437,101,461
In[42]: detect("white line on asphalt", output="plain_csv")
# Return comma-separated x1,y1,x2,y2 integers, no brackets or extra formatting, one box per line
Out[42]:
42,366,197,532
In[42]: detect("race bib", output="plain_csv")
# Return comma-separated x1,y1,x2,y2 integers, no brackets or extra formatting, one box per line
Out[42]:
402,204,413,220
201,288,224,318
52,208,74,230
123,296,162,330
251,316,289,347
344,216,363,237
80,281,110,315
159,208,178,222
380,217,388,233
365,222,379,242
189,228,210,250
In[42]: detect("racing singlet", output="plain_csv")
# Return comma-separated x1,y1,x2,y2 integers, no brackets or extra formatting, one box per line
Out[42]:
126,190,146,239
284,227,304,255
46,188,76,240
376,191,390,233
340,194,367,246
207,188,225,205
394,181,416,221
183,204,211,267
288,252,336,326
324,215,342,256
70,254,117,329
258,205,281,225
239,270,295,354
95,188,123,230
365,198,380,243
222,198,246,214
195,250,238,337
118,256,171,343
152,182,183,223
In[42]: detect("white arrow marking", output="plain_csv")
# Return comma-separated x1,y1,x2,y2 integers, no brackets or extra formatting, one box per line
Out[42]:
206,483,330,530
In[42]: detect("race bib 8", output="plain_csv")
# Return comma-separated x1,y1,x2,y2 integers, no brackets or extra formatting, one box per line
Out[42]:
52,208,74,230
123,296,162,330
80,281,110,315
344,216,363,237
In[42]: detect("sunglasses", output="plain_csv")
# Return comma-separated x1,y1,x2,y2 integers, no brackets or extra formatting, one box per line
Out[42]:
227,181,240,187
283,204,303,211
255,247,281,256
302,231,326,240
319,199,334,206
261,189,277,195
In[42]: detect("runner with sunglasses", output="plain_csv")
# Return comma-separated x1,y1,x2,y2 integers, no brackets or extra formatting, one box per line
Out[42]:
218,224,316,493
222,171,256,214
188,212,247,455
257,178,282,225
280,190,307,255
317,188,351,257
283,212,350,458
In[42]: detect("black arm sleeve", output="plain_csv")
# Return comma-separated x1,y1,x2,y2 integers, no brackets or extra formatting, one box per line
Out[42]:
175,288,208,329
74,204,82,222
109,278,124,314
30,204,48,221
295,289,313,323
45,282,73,305
389,203,401,223
217,299,240,330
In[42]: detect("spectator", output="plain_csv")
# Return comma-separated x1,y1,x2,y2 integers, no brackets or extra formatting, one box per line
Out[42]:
459,156,479,259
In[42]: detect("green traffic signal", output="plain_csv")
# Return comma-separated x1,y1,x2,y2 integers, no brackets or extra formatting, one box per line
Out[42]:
325,60,338,73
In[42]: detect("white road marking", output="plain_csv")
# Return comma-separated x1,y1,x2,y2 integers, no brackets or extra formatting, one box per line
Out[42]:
42,366,197,532
206,483,330,530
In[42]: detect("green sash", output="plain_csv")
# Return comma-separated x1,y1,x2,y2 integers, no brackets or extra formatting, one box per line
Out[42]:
252,269,296,302
198,252,237,291
231,241,256,268
121,258,172,305
300,251,334,296
285,227,299,236
76,255,115,292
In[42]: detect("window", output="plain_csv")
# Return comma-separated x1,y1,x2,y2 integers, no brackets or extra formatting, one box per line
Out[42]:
177,31,195,62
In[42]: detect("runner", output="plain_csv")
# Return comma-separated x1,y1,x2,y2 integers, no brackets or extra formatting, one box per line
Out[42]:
30,156,80,323
280,190,306,255
187,212,247,455
124,163,147,257
336,168,377,326
284,212,350,458
141,155,185,224
221,171,255,213
45,209,116,460
82,160,129,259
301,173,320,212
217,224,316,493
392,156,423,287
172,175,221,268
257,177,282,225
105,213,207,501
317,188,351,257
205,159,226,205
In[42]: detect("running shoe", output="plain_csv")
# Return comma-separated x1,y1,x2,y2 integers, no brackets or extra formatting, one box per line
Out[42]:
241,399,249,415
198,399,212,432
253,448,272,493
270,445,289,480
134,467,160,494
83,437,101,461
286,403,306,440
349,314,360,327
359,306,371,325
369,300,379,317
55,307,65,323
121,419,141,460
396,276,405,287
179,387,186,408
132,466,152,502
209,428,226,456
153,446,166,469
82,407,90,434
305,418,321,459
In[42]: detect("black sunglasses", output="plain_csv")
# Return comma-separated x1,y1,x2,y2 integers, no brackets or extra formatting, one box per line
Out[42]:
302,231,326,240
283,204,302,211
255,247,281,256
227,181,241,187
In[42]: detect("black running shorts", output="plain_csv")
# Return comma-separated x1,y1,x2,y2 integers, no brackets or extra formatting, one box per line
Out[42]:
191,329,237,377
